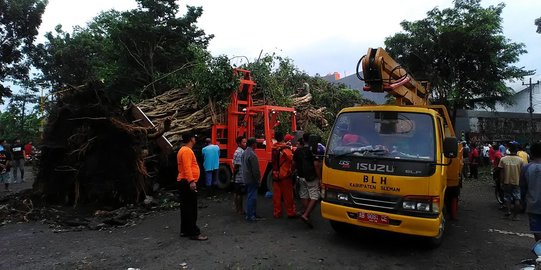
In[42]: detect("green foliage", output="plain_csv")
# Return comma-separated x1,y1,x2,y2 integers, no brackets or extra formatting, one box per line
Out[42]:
32,0,212,102
170,46,238,109
310,80,369,120
242,53,370,135
0,0,47,103
245,53,309,106
2,78,41,142
0,105,41,143
384,0,533,112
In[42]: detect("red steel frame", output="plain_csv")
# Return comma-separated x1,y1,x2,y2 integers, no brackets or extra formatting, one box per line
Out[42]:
211,69,297,181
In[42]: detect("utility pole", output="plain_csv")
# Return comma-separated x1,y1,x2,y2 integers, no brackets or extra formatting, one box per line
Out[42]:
523,78,540,143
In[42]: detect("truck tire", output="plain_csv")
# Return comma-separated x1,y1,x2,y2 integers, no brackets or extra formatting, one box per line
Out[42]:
426,210,446,248
216,164,232,190
265,171,273,193
258,167,273,194
445,186,460,220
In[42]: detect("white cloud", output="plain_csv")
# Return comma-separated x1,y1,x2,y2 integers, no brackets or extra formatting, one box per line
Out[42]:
38,0,136,38
39,0,541,82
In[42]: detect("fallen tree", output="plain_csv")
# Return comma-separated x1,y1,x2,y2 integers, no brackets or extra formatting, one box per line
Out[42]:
34,82,171,207
136,87,329,146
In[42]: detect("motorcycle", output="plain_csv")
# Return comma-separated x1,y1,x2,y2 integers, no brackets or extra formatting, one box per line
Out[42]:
518,240,541,270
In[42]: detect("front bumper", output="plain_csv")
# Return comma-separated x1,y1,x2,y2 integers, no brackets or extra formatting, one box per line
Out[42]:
321,201,442,237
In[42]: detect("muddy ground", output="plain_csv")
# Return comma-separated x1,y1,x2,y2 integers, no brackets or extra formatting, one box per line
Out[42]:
0,166,535,270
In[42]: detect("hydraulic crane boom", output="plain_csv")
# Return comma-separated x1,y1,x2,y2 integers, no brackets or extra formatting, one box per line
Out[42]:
359,47,430,106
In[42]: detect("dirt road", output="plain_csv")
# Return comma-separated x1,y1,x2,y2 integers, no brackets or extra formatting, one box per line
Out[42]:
0,167,535,269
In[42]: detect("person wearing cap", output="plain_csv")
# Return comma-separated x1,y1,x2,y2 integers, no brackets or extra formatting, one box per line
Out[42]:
202,137,220,196
284,134,294,147
177,132,208,241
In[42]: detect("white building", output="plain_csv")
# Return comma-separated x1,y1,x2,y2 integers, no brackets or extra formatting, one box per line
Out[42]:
495,77,541,113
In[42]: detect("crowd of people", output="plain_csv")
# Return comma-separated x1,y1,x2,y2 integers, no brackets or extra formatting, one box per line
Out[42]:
462,139,541,244
175,131,325,241
0,139,34,192
460,141,530,180
176,132,541,245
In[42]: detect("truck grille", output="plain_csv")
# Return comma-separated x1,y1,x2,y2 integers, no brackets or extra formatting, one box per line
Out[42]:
349,191,400,214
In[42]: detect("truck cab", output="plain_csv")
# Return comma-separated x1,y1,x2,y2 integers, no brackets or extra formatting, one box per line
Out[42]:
320,48,461,247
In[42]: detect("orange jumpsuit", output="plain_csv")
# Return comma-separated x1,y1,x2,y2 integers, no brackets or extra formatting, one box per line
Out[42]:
272,143,296,218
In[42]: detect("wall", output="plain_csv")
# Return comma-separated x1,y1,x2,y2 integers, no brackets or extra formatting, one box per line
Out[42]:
454,109,541,143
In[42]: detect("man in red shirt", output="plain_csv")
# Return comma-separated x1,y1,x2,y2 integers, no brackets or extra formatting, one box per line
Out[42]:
469,143,480,179
177,131,207,241
493,147,504,206
488,143,496,165
24,141,33,158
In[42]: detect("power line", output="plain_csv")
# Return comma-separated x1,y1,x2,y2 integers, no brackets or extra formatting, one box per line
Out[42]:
522,78,540,143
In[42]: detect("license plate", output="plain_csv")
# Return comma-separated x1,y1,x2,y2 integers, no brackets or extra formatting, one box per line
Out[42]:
358,211,389,225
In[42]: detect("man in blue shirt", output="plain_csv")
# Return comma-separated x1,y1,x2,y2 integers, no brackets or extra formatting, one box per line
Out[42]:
499,143,507,156
521,142,541,241
202,138,220,196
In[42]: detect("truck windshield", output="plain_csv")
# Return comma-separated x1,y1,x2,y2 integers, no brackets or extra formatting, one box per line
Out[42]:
327,111,435,161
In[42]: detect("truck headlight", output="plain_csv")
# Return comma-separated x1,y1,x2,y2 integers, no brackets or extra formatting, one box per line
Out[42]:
337,193,349,201
402,201,416,210
322,185,349,203
416,202,431,212
401,196,440,213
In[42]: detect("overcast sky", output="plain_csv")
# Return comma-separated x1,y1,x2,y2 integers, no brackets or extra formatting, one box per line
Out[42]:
39,0,541,90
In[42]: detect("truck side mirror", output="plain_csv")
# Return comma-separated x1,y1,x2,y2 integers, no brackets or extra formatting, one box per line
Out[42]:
443,137,458,158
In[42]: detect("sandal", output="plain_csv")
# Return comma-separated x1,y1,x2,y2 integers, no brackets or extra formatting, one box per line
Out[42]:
189,235,208,241
300,216,314,229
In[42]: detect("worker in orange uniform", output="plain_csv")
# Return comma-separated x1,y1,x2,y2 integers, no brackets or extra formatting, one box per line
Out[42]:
271,131,296,218
177,131,208,241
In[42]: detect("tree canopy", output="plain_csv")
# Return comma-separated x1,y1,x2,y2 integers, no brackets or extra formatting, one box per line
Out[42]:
32,0,212,101
384,0,532,118
0,0,47,103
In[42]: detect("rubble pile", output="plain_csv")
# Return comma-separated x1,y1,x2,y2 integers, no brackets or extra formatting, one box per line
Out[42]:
0,189,180,231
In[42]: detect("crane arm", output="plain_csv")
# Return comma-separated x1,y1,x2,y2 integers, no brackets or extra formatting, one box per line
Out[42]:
358,47,430,106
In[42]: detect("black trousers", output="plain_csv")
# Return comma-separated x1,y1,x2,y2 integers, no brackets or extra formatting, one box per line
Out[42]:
469,164,479,179
179,179,200,236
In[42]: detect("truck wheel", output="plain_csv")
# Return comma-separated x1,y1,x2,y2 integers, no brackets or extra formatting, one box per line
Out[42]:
265,171,273,193
427,211,446,248
216,165,231,190
445,186,460,220
258,168,273,194
330,221,351,234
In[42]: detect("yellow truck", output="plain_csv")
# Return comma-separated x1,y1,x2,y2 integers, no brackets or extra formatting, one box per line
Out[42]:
320,48,462,246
